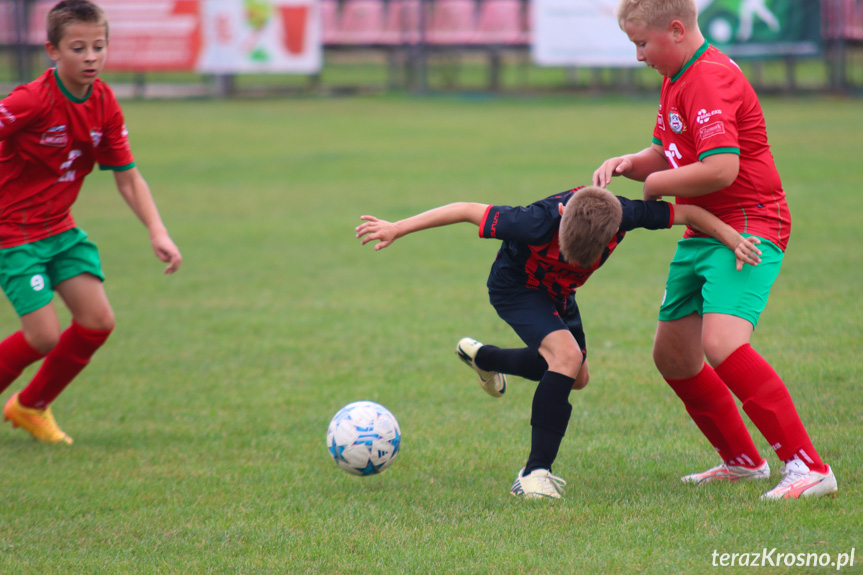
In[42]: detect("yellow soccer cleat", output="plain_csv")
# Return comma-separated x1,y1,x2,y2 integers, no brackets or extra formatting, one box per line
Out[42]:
4,393,73,445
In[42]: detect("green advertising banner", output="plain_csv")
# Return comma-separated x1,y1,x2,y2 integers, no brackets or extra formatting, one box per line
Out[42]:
698,0,822,56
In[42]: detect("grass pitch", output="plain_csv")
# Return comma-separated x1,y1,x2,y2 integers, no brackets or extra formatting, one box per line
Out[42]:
0,94,860,574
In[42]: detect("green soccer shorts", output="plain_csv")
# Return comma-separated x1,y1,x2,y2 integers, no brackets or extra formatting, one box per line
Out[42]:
0,228,105,317
658,236,783,328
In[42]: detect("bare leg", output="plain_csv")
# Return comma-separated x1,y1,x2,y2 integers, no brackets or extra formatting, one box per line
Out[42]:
20,304,63,354
653,313,704,379
55,274,115,331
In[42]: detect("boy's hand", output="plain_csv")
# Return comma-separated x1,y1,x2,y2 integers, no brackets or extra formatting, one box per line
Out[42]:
151,232,182,274
356,216,399,250
734,236,762,271
593,157,632,188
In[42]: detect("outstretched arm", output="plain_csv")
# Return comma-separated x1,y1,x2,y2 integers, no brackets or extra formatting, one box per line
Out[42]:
673,204,762,271
593,144,669,188
357,202,488,251
114,167,182,274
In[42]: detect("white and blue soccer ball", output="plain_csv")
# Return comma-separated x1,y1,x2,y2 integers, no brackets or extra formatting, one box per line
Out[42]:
326,401,401,476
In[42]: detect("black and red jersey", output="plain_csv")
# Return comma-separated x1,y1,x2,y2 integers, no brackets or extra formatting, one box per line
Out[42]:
479,188,673,302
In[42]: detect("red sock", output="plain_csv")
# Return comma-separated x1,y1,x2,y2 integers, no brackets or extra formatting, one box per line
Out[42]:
0,331,45,394
716,344,827,474
19,322,112,409
666,363,763,467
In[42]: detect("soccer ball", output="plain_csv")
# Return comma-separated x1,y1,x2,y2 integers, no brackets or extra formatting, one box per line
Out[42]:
326,401,401,476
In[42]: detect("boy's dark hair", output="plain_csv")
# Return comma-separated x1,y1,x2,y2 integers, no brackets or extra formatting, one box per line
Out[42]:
559,186,623,266
47,0,108,47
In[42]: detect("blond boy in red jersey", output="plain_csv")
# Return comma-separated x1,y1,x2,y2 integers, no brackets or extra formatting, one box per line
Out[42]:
0,1,182,444
593,0,836,499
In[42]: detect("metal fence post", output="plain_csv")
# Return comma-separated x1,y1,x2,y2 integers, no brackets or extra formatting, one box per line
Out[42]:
412,0,428,93
12,0,32,84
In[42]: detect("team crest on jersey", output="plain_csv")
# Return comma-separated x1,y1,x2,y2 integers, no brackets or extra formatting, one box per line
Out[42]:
40,125,68,147
90,129,103,147
668,108,686,134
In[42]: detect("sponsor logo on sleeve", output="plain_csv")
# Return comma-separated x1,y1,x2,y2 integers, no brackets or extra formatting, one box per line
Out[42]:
40,125,68,147
699,122,726,141
696,108,723,124
489,211,499,238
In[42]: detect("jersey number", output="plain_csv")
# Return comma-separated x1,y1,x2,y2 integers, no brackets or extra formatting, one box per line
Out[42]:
58,149,82,182
664,143,683,169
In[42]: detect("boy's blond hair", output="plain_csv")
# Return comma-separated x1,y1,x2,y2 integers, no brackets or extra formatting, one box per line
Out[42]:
559,186,622,267
47,0,108,47
616,0,698,30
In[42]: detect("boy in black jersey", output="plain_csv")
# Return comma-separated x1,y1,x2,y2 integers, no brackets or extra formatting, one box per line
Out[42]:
357,186,760,498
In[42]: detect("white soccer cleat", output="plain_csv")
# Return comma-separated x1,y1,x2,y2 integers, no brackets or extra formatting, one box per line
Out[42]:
510,467,566,499
681,460,770,485
456,337,506,398
760,459,838,500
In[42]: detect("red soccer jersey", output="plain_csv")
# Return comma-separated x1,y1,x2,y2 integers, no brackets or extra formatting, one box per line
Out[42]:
0,68,135,248
652,43,790,251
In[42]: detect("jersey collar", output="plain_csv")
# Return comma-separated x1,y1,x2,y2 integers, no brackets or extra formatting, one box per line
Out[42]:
53,68,93,103
670,42,710,83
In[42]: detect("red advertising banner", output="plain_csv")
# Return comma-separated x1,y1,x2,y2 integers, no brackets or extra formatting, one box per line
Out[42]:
13,0,319,73
100,0,203,71
14,0,202,71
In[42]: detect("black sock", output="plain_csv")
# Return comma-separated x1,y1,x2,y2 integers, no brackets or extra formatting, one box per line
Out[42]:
524,371,575,474
475,345,548,381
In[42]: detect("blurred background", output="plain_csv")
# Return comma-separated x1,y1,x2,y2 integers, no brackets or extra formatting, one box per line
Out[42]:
1,0,861,98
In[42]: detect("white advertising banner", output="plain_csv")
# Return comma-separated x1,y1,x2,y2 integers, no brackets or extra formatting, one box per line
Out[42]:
532,0,821,67
531,0,639,67
198,0,322,74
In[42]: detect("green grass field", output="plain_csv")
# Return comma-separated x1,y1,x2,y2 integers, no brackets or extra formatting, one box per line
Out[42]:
0,94,860,574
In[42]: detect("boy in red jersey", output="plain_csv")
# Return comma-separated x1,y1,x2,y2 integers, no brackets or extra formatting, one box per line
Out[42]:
0,1,182,444
358,186,761,498
593,0,836,499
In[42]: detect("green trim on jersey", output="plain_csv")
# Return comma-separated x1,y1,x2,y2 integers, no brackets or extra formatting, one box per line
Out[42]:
53,68,92,103
652,136,663,146
99,162,136,172
671,42,710,83
699,147,740,161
